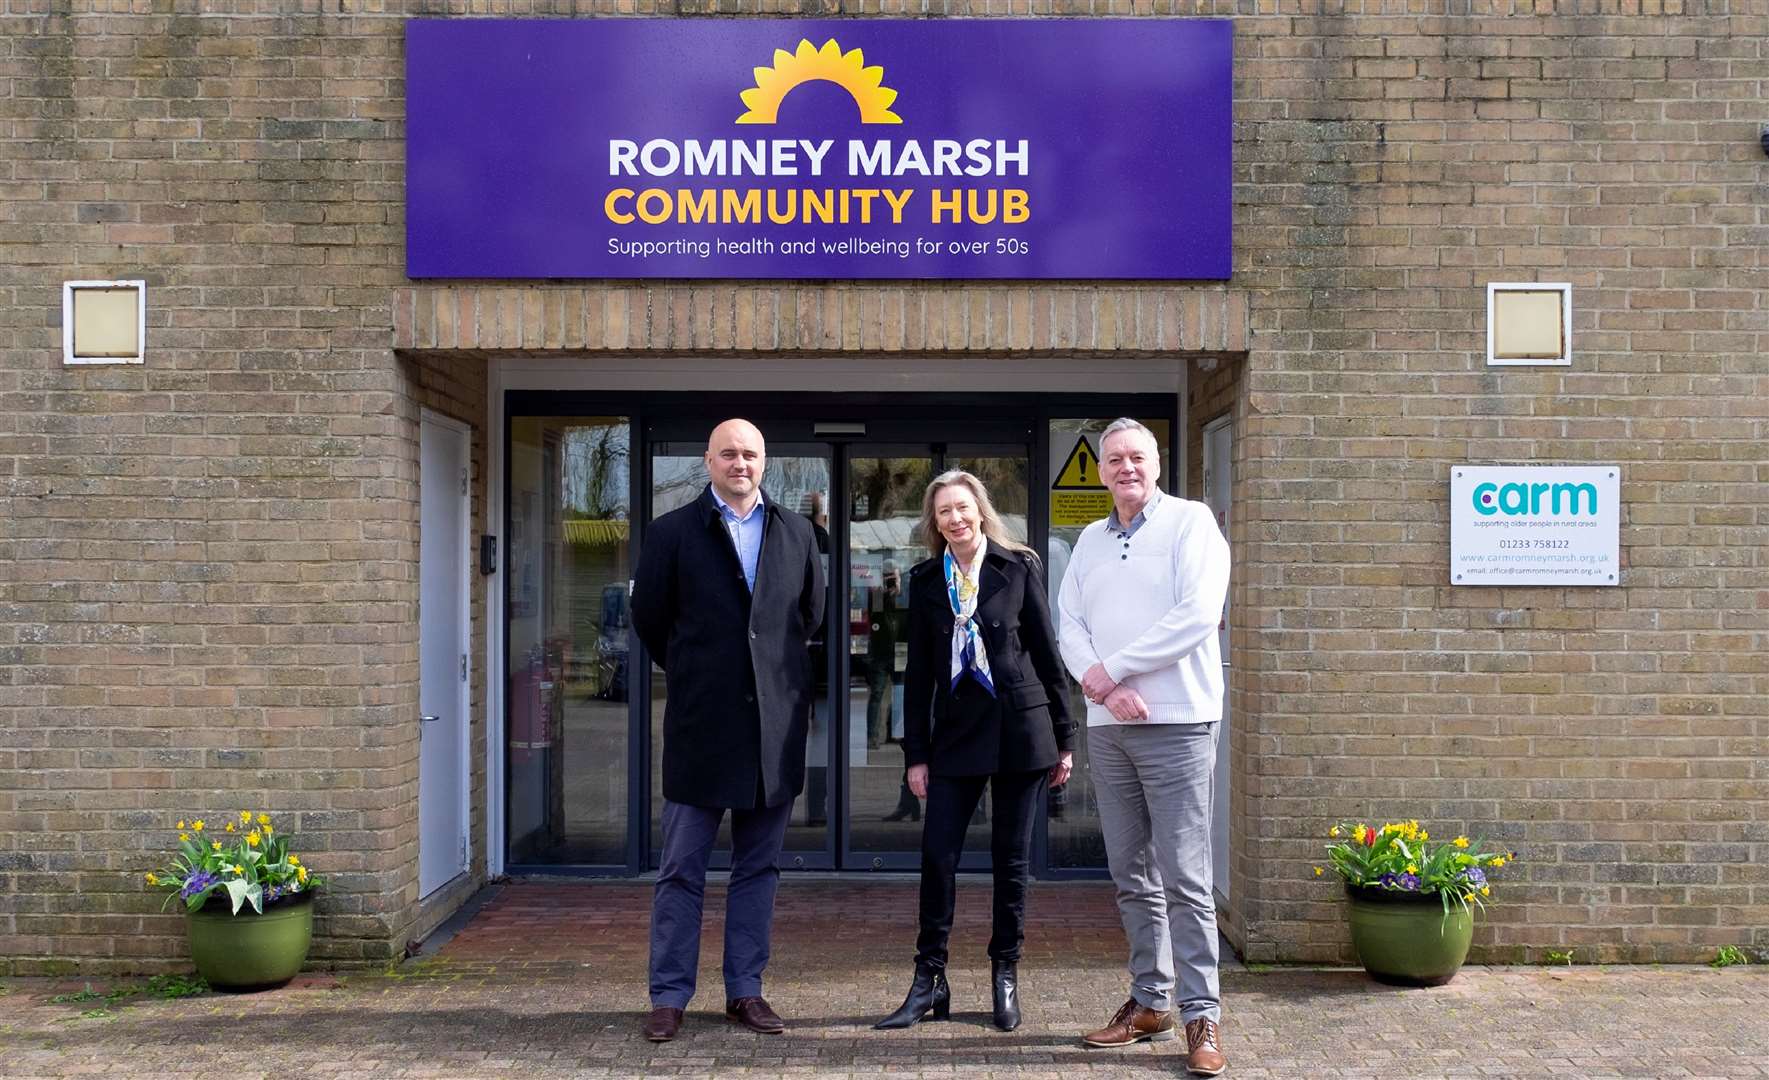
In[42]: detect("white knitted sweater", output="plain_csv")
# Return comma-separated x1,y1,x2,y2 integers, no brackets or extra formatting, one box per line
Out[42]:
1057,495,1230,726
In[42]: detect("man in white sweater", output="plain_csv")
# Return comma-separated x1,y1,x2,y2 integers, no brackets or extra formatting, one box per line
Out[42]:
1057,418,1230,1077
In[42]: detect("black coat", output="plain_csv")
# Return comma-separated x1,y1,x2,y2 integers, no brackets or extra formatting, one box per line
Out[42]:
903,545,1076,777
632,486,826,810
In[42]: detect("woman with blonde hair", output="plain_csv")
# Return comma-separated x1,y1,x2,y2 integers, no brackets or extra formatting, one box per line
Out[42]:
874,470,1075,1033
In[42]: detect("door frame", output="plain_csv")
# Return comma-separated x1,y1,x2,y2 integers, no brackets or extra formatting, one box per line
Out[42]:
418,408,473,898
498,390,1184,878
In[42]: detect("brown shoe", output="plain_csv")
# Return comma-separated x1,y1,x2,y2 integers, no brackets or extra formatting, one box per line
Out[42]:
1185,1018,1226,1076
725,996,786,1034
1081,997,1176,1047
643,1005,683,1042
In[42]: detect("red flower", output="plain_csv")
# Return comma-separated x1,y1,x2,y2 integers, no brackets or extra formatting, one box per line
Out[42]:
1361,826,1377,847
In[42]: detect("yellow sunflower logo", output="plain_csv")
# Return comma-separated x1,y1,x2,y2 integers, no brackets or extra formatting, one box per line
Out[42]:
737,39,902,125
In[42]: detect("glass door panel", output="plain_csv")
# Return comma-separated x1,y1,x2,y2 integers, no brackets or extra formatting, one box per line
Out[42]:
645,441,835,869
1043,416,1173,870
506,417,632,866
843,451,934,866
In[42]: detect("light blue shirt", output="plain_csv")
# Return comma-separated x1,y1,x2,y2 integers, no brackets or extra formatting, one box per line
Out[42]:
712,489,766,592
1106,489,1163,541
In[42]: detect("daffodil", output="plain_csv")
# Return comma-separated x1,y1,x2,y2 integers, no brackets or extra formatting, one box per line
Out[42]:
296,866,308,883
1329,826,1340,838
177,820,186,830
192,820,204,832
258,814,270,827
178,832,189,842
1480,886,1490,896
1406,864,1418,875
145,872,158,884
246,831,261,847
226,822,235,832
1454,836,1470,849
212,841,222,852
231,864,244,875
288,855,300,867
1313,866,1324,876
263,824,273,836
1491,856,1506,867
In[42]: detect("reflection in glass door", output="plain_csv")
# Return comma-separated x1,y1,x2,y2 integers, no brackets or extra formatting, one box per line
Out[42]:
844,451,933,865
506,416,632,866
645,441,835,869
843,445,1031,870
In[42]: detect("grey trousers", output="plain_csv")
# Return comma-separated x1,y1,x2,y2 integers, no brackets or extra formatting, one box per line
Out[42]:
648,797,793,1009
1088,721,1221,1023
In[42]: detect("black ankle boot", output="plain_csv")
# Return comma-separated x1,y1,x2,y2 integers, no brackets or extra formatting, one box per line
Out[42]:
991,960,1021,1031
873,963,951,1029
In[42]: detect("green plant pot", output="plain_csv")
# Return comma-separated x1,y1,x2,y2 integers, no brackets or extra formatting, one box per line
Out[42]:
185,891,314,992
1345,884,1472,987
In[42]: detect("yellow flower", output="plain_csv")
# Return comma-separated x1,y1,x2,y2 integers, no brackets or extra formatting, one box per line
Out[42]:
226,822,235,833
241,811,252,823
1313,866,1324,876
288,855,300,867
178,833,189,842
1329,826,1340,838
263,824,273,836
1406,864,1418,875
1419,831,1428,841
1491,856,1506,868
192,820,204,832
1454,837,1470,849
211,841,222,852
177,820,186,829
144,872,158,884
296,866,308,883
246,831,261,847
1480,886,1491,896
231,864,244,875
258,814,270,827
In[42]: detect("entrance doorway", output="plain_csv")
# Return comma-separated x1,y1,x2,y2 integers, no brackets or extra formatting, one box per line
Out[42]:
503,394,1178,876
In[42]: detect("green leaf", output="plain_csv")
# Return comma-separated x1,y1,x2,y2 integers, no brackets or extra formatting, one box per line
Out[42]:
222,877,265,915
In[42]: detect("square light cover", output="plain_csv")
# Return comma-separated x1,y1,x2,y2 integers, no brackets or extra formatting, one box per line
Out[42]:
63,280,145,365
1487,282,1570,366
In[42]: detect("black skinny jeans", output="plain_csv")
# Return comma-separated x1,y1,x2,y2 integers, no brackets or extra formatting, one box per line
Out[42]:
914,767,1048,969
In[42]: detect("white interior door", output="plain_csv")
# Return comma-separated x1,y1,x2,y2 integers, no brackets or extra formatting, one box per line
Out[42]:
1203,416,1233,902
419,411,470,898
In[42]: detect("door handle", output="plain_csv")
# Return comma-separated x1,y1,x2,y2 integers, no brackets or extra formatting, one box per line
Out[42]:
420,714,440,723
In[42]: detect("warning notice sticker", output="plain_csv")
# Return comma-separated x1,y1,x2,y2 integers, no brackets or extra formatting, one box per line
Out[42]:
1050,433,1112,527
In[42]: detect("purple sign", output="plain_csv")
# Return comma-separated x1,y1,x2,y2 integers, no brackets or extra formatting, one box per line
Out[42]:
406,19,1231,280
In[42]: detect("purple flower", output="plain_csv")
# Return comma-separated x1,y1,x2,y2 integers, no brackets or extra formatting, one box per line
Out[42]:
180,871,218,899
1398,873,1421,891
1463,867,1488,888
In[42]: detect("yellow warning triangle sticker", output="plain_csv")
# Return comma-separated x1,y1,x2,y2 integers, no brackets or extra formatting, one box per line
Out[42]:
1052,435,1105,491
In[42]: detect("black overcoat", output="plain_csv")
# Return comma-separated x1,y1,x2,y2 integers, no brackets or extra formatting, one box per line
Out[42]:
903,545,1076,777
632,486,827,810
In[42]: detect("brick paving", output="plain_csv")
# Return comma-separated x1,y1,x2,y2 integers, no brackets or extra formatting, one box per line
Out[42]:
3,881,1765,1078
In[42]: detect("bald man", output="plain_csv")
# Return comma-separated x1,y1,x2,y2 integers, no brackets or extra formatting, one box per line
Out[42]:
631,419,826,1042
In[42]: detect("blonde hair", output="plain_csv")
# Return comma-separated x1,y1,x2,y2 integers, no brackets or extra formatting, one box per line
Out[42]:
917,469,1034,560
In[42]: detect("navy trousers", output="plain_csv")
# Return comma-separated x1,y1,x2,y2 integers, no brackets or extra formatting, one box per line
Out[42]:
648,797,793,1009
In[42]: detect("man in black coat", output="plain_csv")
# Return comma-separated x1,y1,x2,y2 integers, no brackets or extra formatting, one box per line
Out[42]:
631,418,826,1043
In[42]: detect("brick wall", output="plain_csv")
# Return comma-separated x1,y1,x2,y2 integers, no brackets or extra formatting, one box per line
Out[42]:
1,2,1763,971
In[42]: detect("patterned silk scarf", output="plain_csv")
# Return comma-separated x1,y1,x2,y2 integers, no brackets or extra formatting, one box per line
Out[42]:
944,541,995,696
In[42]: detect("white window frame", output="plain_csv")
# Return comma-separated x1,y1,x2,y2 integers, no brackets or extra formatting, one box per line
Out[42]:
63,280,147,366
1486,281,1571,367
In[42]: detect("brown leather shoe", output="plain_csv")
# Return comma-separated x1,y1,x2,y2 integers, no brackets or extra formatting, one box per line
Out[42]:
725,996,786,1034
643,1005,683,1042
1185,1018,1226,1076
1081,997,1176,1047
